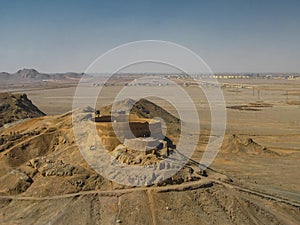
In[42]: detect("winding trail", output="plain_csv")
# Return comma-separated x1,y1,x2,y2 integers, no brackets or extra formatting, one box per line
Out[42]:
0,179,212,201
1,178,299,210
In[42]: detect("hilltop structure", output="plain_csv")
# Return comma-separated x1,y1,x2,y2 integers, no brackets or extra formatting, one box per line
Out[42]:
94,112,166,155
92,108,174,169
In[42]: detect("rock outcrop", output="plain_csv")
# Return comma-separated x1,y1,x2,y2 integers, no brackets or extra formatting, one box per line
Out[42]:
0,93,45,127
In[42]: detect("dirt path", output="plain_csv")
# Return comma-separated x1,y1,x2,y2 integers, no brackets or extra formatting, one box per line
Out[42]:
1,178,300,211
0,179,212,200
147,190,157,225
214,180,300,208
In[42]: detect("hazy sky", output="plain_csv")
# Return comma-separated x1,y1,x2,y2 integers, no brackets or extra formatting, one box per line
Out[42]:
0,0,300,73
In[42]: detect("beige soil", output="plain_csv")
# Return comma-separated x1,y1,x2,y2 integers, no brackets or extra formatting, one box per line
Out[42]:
0,78,299,224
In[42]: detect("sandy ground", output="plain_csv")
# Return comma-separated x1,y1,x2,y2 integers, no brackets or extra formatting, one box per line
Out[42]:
17,78,300,201
1,78,298,224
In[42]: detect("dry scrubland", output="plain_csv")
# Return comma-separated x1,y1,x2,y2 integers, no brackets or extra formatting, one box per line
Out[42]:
0,78,299,225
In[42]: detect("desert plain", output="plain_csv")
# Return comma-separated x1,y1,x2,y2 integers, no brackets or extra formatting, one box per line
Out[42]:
0,76,300,225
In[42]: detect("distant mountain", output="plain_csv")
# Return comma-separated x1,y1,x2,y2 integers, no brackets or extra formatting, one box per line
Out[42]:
0,72,10,78
14,68,49,79
0,68,85,82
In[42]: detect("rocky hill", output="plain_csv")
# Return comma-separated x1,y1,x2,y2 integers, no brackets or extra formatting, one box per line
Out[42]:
0,100,299,225
221,134,278,155
0,93,45,127
100,98,181,136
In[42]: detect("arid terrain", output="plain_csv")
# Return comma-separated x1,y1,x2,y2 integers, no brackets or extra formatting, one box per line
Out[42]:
0,75,300,225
